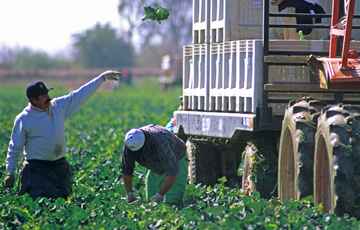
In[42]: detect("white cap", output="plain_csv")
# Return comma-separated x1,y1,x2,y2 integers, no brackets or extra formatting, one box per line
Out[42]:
125,128,145,152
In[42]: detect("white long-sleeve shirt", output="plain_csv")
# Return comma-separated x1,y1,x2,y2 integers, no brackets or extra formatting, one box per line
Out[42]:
6,75,105,174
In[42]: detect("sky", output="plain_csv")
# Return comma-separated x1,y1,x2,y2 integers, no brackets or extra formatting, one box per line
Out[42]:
0,0,122,56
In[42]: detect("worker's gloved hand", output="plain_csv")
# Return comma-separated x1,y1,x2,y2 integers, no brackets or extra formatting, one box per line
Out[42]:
126,191,136,203
150,192,164,202
101,70,121,81
3,174,15,189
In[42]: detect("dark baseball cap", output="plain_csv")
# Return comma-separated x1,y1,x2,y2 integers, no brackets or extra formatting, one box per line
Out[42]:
26,81,53,99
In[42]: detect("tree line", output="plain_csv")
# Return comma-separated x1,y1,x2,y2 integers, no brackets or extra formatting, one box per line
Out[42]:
0,0,192,71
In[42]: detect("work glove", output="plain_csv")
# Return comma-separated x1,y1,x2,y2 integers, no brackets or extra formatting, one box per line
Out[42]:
126,191,136,203
150,192,164,202
101,70,121,81
3,174,15,189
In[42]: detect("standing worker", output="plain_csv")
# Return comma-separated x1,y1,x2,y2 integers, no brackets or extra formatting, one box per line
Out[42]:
121,124,188,205
2,70,121,199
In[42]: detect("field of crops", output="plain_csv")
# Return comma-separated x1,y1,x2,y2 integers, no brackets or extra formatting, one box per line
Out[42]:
1,78,360,229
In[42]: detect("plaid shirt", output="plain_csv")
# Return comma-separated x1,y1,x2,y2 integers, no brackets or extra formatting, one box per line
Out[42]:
121,124,186,176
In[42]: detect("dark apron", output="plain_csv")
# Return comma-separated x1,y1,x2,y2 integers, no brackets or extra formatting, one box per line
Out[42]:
18,157,73,199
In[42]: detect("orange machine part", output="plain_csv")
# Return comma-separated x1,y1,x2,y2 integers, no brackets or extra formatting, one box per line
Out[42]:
311,0,360,89
321,58,360,82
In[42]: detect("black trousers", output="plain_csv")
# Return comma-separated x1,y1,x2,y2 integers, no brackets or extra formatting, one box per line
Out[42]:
18,157,73,199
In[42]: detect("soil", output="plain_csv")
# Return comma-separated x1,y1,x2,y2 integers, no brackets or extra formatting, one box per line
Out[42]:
0,68,163,91
1,75,118,92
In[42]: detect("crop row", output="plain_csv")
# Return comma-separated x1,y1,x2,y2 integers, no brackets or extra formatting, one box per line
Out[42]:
1,79,360,229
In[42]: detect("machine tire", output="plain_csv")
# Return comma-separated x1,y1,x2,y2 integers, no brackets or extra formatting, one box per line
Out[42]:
278,98,327,202
242,139,278,199
314,104,360,218
186,138,222,186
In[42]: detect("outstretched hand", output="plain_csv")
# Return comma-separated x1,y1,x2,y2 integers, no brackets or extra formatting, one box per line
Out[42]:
101,70,122,81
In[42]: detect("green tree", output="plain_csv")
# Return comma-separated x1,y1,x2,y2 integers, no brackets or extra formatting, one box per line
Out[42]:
72,23,135,68
118,0,192,57
13,48,58,70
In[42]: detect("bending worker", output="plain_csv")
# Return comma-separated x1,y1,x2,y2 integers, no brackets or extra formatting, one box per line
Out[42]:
3,70,121,199
121,124,188,205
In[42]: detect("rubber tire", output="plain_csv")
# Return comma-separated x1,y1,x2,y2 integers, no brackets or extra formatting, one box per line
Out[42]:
278,98,327,203
241,139,278,199
314,104,360,218
187,138,222,186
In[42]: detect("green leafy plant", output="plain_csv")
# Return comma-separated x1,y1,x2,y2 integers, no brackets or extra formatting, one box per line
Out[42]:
141,5,171,24
1,80,360,229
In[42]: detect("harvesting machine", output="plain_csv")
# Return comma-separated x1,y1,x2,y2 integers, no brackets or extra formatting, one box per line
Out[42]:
173,0,360,218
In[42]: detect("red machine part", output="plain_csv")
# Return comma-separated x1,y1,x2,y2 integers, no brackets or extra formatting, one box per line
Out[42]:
321,57,360,82
323,0,360,84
